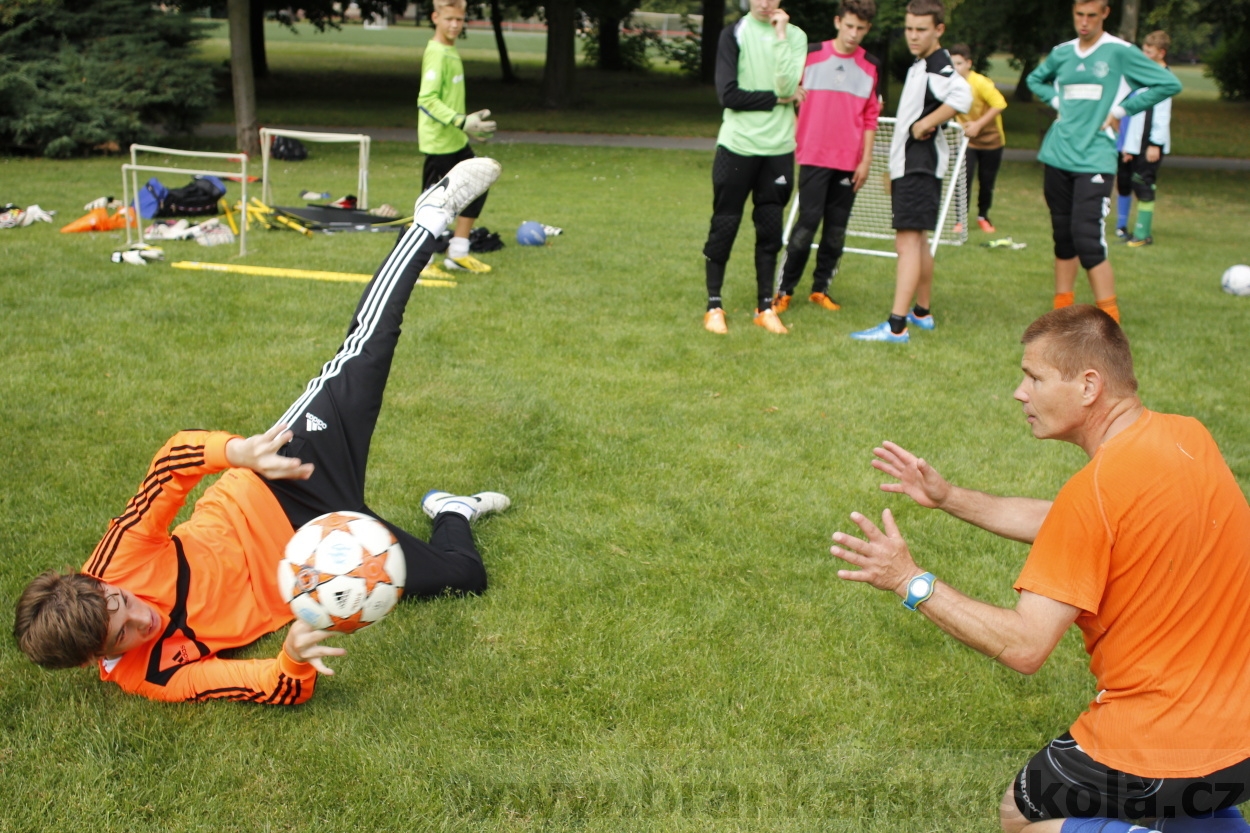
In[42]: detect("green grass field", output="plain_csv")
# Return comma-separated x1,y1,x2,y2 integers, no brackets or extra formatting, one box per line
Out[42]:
194,21,1250,157
2,143,1249,831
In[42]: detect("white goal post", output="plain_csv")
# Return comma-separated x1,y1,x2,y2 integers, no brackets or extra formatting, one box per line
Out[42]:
260,128,372,210
123,144,250,257
779,117,969,266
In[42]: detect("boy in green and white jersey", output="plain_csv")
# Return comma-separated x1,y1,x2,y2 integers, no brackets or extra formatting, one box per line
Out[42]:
418,0,497,278
1026,0,1180,323
700,0,806,336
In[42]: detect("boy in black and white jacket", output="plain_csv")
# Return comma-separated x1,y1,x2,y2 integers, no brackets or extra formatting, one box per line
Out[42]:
850,0,970,344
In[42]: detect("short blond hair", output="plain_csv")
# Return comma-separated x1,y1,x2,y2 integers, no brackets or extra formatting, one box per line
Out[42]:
433,0,466,11
1021,306,1138,398
1143,30,1171,51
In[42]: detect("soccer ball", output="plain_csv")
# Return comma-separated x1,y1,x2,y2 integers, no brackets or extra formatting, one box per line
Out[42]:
516,220,546,246
1221,265,1250,296
277,511,406,633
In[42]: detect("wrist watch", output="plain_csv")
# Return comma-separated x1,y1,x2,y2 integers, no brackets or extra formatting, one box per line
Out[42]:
902,572,936,611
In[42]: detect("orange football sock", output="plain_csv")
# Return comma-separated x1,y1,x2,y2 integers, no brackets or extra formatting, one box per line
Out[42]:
1096,296,1121,323
1053,292,1075,309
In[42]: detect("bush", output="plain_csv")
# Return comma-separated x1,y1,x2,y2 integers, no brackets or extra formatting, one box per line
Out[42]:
656,15,701,77
582,19,664,72
1206,27,1250,100
0,0,214,157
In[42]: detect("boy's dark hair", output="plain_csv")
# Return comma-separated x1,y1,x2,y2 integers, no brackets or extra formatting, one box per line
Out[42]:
837,0,877,22
905,0,945,25
948,43,971,60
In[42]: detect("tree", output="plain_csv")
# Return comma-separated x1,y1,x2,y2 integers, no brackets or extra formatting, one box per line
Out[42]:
542,0,578,107
0,0,212,157
1119,0,1141,42
228,0,261,158
1196,0,1250,98
488,0,518,82
699,0,724,84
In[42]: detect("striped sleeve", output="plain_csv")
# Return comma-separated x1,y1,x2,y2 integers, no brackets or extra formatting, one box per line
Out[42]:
86,431,237,577
126,649,319,705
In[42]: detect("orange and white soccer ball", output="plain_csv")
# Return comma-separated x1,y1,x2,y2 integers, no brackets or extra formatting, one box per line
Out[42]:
278,511,406,633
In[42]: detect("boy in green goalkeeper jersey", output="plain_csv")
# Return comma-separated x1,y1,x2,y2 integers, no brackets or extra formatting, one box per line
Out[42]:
1026,0,1180,323
418,0,497,278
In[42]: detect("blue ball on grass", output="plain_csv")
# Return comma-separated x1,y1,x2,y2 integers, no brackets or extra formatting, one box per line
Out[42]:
516,221,547,246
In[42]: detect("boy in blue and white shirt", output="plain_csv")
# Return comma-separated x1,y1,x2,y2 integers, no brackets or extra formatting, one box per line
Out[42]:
1115,30,1175,247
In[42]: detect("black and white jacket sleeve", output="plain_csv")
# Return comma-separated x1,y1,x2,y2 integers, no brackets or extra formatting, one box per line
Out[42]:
715,22,777,112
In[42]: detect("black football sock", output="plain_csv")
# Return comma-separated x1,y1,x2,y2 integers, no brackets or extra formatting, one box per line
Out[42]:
888,314,907,334
912,305,930,318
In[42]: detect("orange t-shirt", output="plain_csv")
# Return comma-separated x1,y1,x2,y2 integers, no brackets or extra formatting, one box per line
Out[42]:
84,431,317,704
1015,410,1250,777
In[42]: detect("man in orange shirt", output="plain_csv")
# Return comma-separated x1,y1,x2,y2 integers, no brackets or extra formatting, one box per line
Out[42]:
830,306,1250,832
13,158,509,705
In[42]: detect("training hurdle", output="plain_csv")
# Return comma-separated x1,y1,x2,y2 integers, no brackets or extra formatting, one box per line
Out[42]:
170,261,456,288
123,144,250,257
260,128,371,210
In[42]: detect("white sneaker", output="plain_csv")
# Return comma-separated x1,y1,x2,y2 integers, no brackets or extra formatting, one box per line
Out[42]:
412,158,502,231
83,196,123,211
421,490,511,522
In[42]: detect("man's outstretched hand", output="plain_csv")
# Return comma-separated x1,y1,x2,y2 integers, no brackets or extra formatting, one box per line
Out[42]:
283,619,346,675
872,441,950,510
830,509,919,596
225,424,314,481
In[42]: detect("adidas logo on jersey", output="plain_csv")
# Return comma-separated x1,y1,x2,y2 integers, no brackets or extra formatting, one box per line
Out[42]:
1077,63,1086,71
305,412,327,432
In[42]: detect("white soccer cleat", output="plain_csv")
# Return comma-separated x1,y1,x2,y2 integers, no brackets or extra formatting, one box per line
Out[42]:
412,158,502,231
421,490,511,522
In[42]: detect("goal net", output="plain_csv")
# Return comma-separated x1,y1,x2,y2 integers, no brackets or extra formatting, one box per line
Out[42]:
780,116,969,261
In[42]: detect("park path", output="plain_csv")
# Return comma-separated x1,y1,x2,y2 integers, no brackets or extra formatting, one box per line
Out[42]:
195,123,1250,171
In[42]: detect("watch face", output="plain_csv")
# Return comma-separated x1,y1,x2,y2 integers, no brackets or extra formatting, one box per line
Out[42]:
909,576,932,595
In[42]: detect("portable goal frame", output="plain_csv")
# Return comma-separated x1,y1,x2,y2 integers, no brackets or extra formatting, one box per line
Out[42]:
778,117,969,275
260,128,371,210
123,144,250,257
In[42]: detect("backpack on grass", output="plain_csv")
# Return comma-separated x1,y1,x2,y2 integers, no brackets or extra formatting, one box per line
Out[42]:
138,176,227,219
270,136,308,161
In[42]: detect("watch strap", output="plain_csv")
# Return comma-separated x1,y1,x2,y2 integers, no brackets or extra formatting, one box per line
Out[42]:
902,571,936,611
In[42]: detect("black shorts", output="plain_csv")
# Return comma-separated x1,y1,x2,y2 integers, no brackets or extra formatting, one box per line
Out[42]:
1043,165,1114,268
422,144,487,219
891,173,941,231
1013,734,1250,822
1117,153,1163,202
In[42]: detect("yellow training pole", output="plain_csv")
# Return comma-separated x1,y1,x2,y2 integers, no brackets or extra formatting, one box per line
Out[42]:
169,261,456,287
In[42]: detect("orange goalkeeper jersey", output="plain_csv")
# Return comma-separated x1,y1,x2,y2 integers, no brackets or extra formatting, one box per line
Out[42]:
83,431,317,704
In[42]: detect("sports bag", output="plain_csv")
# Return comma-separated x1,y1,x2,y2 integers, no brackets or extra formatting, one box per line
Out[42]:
139,176,227,219
270,135,308,161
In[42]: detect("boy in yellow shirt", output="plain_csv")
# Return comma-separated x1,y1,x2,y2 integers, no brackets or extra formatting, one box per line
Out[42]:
949,44,1006,233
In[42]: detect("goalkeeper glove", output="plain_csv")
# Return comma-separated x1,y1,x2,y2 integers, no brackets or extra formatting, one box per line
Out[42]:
461,109,497,141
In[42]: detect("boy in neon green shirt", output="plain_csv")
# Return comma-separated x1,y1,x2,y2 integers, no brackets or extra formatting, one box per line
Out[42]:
418,0,497,278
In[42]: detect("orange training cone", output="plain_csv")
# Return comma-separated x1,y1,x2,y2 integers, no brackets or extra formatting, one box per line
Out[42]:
60,206,137,233
60,207,111,233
